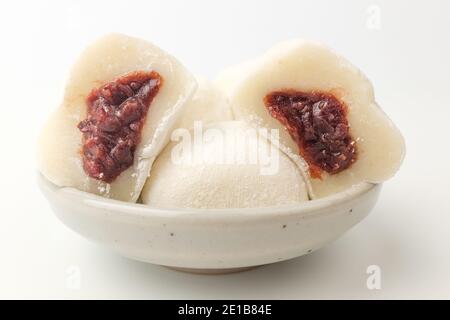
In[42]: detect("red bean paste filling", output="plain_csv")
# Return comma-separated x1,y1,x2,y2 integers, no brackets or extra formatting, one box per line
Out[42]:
77,71,162,183
264,90,357,178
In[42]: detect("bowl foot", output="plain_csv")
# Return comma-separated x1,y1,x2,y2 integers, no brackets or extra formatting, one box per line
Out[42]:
165,265,262,275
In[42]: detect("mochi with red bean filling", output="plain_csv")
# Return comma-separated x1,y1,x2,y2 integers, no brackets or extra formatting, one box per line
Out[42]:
38,34,197,201
216,40,405,198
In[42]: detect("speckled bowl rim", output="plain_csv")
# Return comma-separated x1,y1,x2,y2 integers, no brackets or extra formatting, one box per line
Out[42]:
38,173,378,222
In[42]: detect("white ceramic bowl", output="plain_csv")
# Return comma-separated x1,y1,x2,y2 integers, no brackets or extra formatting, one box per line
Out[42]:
38,174,381,274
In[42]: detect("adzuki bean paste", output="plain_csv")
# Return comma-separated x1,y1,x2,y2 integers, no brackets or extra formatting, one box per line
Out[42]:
78,71,162,183
264,90,357,178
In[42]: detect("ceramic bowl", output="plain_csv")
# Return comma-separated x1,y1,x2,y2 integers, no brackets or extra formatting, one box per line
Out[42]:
38,173,381,274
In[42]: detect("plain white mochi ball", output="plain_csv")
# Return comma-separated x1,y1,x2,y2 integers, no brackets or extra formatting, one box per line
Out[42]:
141,121,309,209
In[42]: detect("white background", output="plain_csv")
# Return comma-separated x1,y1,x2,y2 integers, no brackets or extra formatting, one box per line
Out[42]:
0,0,449,299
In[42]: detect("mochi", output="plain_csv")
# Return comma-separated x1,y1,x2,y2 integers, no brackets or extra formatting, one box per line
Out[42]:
37,33,197,202
175,76,233,130
216,40,405,198
141,121,309,208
